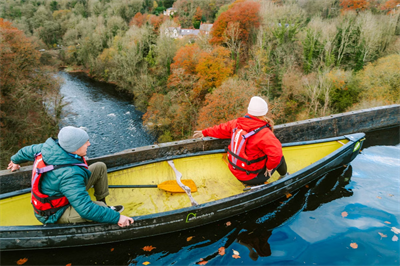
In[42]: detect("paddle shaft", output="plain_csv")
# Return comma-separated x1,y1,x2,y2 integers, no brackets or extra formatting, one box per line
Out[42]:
109,185,158,188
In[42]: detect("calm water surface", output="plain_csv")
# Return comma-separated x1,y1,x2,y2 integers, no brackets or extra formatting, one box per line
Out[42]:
1,73,399,265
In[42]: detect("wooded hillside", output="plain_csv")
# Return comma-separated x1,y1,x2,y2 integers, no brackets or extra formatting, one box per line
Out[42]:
1,0,399,144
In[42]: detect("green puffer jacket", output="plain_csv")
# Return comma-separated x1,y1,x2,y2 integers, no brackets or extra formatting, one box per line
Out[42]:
11,138,120,224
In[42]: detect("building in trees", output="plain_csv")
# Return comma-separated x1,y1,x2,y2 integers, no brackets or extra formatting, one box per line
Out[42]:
164,7,178,16
163,24,213,39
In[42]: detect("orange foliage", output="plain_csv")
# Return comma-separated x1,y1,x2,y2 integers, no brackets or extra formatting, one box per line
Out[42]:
195,46,233,97
170,44,202,74
196,78,258,129
194,7,202,21
149,15,168,32
340,0,369,13
210,0,261,45
380,0,400,13
129,12,148,27
0,18,40,91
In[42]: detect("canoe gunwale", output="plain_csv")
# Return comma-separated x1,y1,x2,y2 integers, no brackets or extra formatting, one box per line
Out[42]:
0,133,365,250
0,133,359,201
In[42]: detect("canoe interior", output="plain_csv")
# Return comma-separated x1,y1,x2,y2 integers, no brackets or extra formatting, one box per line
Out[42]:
0,138,349,226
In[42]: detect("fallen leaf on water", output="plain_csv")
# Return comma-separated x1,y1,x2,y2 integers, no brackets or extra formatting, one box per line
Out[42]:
392,235,398,241
232,254,241,259
384,221,391,224
341,211,348,218
142,246,156,252
377,196,382,199
388,194,394,197
17,258,28,265
111,248,114,252
218,247,225,256
305,185,309,188
197,260,208,265
391,227,400,234
232,249,239,255
378,232,387,239
226,221,231,226
187,236,194,242
66,264,72,266
143,262,150,265
285,192,292,198
350,243,358,249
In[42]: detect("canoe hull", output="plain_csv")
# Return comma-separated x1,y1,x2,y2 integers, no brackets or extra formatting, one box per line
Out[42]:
0,133,364,250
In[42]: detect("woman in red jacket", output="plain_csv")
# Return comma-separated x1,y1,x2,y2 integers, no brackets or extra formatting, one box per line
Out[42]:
193,96,288,186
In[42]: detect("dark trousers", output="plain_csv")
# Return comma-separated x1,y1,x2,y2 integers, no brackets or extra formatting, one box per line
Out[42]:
242,156,287,186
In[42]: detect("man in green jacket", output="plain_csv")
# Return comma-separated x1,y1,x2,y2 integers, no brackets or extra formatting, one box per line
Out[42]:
7,126,133,228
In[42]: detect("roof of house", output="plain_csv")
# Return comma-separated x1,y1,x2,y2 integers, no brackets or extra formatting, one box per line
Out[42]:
180,29,200,36
199,23,213,31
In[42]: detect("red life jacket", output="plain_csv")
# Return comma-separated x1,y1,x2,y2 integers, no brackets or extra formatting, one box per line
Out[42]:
227,124,270,178
31,153,88,217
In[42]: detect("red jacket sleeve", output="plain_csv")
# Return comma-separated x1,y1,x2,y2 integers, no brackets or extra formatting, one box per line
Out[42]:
258,130,283,170
202,119,237,139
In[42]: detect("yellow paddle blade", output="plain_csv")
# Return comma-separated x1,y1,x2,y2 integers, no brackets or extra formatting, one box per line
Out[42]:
158,180,197,193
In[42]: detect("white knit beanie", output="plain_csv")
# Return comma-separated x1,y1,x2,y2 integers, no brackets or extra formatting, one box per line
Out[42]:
247,96,268,116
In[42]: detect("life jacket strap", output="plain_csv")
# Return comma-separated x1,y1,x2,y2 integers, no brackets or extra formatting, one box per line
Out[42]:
32,203,70,217
229,160,265,175
228,150,267,165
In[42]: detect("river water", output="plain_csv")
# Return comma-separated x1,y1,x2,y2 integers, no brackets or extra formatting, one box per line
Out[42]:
1,73,399,265
58,71,155,157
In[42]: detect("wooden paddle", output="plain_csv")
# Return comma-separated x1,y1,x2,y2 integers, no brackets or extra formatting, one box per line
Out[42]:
109,180,197,193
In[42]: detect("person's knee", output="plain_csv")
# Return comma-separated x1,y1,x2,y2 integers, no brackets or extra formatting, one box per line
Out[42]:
92,162,107,173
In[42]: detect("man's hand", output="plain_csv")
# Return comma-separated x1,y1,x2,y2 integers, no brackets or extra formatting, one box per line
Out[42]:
193,131,204,139
7,161,21,172
118,215,134,227
264,169,272,178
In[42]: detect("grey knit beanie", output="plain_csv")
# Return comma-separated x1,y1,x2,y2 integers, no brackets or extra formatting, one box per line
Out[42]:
58,126,89,153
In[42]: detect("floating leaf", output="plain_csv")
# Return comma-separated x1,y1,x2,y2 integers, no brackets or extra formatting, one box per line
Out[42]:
187,236,194,242
378,232,387,239
391,227,400,234
66,264,72,266
197,260,208,265
285,192,292,198
350,243,358,249
392,235,398,242
232,249,239,255
232,254,241,259
17,258,28,265
110,248,114,252
377,196,382,199
226,221,231,226
142,246,156,252
388,194,394,197
305,185,309,188
143,262,150,265
384,221,391,224
218,247,225,256
341,211,348,218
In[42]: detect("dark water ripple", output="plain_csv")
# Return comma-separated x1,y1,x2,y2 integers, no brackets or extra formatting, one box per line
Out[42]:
58,71,155,157
1,145,398,265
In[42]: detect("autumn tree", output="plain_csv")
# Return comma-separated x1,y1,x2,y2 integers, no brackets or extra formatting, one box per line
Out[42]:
340,0,369,13
170,43,202,75
0,19,63,168
380,0,400,14
210,0,261,48
196,78,259,129
129,12,148,27
195,46,234,98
